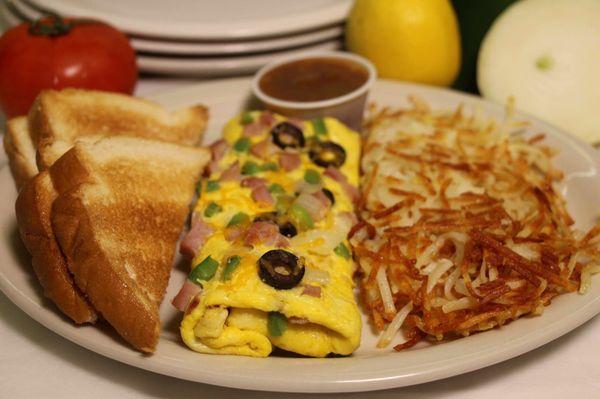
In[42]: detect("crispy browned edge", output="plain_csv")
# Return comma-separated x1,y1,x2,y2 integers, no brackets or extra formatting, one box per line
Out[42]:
3,116,37,190
15,171,97,323
28,89,209,171
48,144,209,352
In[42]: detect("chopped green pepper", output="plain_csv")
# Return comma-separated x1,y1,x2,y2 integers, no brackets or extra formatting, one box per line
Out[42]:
195,181,203,196
268,183,285,194
234,137,251,152
240,112,254,125
267,312,287,337
304,169,321,184
204,202,222,217
312,118,327,135
189,256,219,284
334,242,351,260
289,204,314,230
275,195,294,215
227,212,250,227
221,255,241,281
241,161,261,175
260,162,279,172
205,180,220,192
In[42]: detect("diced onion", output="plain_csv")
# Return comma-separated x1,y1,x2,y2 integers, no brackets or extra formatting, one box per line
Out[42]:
377,301,413,348
302,268,331,285
291,214,352,255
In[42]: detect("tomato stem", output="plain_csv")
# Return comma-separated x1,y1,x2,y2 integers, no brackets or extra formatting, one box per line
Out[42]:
28,14,72,37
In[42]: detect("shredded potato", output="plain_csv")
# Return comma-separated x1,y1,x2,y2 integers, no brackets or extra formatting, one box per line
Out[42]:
354,98,600,350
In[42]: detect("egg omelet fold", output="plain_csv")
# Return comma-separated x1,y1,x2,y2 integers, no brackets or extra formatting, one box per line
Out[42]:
180,111,361,358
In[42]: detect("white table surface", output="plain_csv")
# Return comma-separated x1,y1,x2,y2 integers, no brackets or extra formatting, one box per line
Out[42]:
1,78,598,399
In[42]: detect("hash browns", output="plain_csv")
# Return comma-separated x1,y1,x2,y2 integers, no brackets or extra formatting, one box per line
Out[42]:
352,97,600,350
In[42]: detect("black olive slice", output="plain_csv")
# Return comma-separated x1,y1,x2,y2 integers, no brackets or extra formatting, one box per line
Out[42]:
258,249,305,290
254,212,279,224
271,122,305,149
322,188,335,205
278,221,298,238
254,212,298,238
309,141,346,168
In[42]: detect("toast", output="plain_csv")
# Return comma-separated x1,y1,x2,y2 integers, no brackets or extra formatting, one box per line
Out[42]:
48,136,209,352
3,88,208,189
15,172,98,324
29,89,208,171
3,116,37,189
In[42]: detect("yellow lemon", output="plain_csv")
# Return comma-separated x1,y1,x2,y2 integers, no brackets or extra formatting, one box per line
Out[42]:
346,0,461,86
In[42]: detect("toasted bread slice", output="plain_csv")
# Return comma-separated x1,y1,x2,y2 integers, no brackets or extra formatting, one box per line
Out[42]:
49,136,208,352
3,116,37,189
28,88,208,171
15,172,97,323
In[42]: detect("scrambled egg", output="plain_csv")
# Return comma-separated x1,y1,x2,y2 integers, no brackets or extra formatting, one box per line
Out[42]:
180,111,361,357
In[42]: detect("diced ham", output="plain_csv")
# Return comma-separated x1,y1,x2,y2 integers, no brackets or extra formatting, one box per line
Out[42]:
243,122,264,136
287,118,305,130
295,192,327,221
324,167,359,204
224,226,244,242
278,151,301,171
340,211,359,226
209,139,228,162
259,111,276,127
250,139,273,159
206,160,221,176
251,185,275,206
245,221,289,247
171,280,202,312
312,189,332,207
220,161,241,182
241,177,268,189
301,285,322,298
179,218,214,260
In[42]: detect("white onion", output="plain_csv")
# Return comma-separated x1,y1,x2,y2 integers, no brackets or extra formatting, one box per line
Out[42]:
295,192,326,221
302,268,331,285
291,215,352,255
478,0,600,143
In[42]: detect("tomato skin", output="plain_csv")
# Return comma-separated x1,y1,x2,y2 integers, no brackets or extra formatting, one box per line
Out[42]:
0,19,138,117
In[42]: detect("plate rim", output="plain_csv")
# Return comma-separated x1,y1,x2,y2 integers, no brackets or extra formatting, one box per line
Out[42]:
25,0,353,40
0,76,599,393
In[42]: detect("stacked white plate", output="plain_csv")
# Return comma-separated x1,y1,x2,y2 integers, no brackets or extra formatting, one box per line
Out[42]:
1,0,351,76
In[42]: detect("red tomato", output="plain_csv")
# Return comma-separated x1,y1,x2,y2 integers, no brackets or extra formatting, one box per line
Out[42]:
0,16,138,117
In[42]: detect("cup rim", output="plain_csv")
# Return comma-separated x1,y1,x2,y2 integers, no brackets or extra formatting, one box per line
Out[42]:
251,51,377,110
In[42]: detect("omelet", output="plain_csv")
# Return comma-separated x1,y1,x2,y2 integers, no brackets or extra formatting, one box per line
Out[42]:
177,111,361,357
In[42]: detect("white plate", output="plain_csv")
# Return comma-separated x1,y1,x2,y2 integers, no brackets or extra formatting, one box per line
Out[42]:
130,27,343,56
10,0,344,56
1,77,599,393
25,0,352,40
136,41,342,77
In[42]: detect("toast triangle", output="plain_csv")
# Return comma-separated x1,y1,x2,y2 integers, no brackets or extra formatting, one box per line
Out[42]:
48,136,208,352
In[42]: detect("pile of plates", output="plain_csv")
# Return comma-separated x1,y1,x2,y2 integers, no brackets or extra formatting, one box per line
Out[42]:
0,0,351,76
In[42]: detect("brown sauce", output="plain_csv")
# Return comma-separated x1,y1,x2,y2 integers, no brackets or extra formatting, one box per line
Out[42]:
259,57,369,102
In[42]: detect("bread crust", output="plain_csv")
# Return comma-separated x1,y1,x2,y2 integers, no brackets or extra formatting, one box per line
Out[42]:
15,172,97,323
48,139,208,352
3,116,38,190
29,89,209,170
